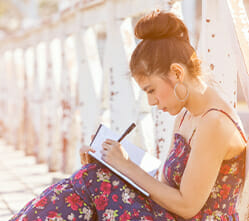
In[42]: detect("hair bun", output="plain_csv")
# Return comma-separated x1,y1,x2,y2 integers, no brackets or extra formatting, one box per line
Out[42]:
134,10,189,42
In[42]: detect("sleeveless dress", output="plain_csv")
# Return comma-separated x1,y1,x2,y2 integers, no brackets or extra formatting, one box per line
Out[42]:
9,108,247,221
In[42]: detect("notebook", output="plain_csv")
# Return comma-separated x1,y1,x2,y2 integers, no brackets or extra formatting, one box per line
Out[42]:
89,124,161,197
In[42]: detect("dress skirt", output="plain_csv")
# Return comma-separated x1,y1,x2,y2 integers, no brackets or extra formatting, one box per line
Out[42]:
10,162,176,221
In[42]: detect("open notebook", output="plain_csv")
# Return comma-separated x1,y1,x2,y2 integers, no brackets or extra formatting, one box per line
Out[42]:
89,124,161,197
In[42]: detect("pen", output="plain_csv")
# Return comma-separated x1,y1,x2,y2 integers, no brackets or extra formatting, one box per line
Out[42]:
117,123,136,142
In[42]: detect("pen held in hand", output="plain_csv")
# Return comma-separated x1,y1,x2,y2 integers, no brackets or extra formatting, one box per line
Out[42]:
117,123,136,142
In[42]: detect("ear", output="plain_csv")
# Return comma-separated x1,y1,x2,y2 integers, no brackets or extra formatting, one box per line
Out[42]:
169,63,185,82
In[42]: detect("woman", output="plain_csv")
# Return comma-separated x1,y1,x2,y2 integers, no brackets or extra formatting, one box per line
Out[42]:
10,10,247,220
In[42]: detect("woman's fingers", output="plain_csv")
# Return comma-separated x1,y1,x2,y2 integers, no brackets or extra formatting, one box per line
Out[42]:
102,142,112,151
88,148,96,153
80,153,87,164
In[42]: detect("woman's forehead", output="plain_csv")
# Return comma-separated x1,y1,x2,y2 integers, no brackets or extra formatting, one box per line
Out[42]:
134,75,160,89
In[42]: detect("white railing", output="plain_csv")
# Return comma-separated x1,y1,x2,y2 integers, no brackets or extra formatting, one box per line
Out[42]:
0,0,181,174
1,0,249,167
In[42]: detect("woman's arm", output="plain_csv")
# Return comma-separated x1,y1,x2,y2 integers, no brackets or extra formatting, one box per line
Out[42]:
102,111,235,219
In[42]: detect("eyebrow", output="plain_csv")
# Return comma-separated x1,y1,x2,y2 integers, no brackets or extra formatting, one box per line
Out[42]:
142,85,151,92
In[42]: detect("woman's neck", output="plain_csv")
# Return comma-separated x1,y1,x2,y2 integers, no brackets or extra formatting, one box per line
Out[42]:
184,80,217,117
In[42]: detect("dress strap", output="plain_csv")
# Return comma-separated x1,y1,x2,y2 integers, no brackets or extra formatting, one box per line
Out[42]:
179,110,188,129
201,108,248,144
188,128,197,145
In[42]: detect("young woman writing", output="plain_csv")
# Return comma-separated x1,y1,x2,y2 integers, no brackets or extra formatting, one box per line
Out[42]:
10,10,247,220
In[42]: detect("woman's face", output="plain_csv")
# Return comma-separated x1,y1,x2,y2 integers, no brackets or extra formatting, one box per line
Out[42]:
134,74,183,115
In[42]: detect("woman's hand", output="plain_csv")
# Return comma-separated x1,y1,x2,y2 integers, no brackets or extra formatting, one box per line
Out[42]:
101,139,129,170
79,135,96,165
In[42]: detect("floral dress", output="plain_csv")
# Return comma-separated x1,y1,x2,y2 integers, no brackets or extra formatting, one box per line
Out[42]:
10,108,246,221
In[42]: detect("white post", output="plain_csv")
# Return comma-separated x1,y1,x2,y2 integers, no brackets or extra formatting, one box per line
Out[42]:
59,30,74,173
44,34,60,171
30,41,42,160
0,52,5,136
227,0,249,107
198,0,237,108
18,47,28,152
74,27,101,167
13,48,25,151
105,1,136,134
25,44,37,156
151,0,182,166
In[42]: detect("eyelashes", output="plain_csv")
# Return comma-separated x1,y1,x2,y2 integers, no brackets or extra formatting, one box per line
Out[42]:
148,89,155,94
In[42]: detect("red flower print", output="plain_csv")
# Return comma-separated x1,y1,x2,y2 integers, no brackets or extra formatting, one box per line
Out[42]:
192,211,201,219
166,167,172,180
214,201,219,209
221,215,229,221
102,168,111,176
220,164,230,174
228,205,235,215
75,169,84,179
128,198,134,204
49,184,56,190
183,156,188,166
100,182,112,195
34,196,47,209
138,195,145,201
144,203,152,212
65,193,83,210
175,146,185,158
165,213,174,219
94,195,109,210
204,208,212,215
47,211,61,218
88,164,97,170
174,174,181,184
220,184,231,200
132,209,139,217
55,184,63,191
233,186,240,195
112,194,118,202
119,211,131,221
143,216,153,220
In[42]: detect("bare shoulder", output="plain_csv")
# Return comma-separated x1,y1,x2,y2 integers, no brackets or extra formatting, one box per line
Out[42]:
197,110,229,144
194,108,245,159
199,108,240,137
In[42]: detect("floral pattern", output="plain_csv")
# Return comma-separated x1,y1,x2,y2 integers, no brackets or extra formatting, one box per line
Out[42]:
10,162,175,221
163,133,245,220
10,124,245,220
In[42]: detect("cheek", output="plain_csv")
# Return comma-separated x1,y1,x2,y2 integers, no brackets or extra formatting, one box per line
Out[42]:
159,87,173,102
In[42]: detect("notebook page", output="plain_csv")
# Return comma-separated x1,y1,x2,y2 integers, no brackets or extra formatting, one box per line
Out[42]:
89,124,161,196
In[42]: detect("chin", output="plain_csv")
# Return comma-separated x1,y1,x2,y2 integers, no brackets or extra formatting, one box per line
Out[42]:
169,107,183,116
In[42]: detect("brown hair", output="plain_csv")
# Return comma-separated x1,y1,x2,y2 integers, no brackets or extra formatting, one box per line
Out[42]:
129,10,201,80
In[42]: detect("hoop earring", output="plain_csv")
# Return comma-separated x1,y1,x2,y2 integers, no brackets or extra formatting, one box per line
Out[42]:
174,82,189,102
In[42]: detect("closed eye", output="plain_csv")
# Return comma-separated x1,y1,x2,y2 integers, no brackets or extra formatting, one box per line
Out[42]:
148,89,154,94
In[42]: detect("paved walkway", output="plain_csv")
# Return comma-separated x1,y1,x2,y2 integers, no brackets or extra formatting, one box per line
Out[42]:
0,140,64,221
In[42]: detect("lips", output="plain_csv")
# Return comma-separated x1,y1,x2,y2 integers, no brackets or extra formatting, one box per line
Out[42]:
158,107,167,112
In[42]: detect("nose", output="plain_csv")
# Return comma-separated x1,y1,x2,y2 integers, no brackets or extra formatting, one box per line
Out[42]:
147,94,158,106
